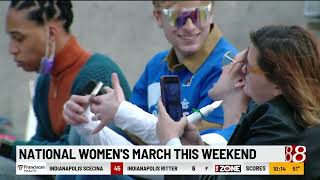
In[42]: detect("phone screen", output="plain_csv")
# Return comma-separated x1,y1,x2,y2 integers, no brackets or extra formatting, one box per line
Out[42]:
161,76,183,121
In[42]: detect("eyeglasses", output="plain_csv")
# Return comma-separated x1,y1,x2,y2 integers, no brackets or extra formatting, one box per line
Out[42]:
161,3,212,29
222,50,265,75
242,50,265,75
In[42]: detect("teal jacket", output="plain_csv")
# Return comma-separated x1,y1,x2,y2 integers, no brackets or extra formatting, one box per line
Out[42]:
11,53,131,159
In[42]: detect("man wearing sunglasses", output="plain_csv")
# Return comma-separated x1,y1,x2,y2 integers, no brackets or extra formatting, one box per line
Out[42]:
63,1,239,147
130,1,238,143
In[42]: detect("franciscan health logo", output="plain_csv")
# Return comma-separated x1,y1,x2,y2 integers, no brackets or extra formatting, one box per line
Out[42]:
17,164,45,173
17,165,23,170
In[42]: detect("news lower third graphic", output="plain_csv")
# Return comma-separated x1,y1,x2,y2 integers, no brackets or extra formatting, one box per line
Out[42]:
16,145,305,175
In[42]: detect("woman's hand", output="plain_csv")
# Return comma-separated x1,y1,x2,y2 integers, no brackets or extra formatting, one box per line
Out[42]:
209,50,251,128
156,98,205,145
222,50,251,128
156,99,187,145
209,50,247,99
63,95,91,125
180,122,204,145
90,73,125,134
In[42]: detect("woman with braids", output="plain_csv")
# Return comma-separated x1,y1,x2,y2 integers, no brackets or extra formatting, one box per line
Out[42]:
1,0,133,179
157,25,320,180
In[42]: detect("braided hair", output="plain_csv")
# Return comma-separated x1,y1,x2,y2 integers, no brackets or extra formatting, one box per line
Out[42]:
10,0,73,33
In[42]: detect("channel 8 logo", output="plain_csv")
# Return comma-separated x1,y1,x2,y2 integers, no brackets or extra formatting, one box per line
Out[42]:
285,145,306,162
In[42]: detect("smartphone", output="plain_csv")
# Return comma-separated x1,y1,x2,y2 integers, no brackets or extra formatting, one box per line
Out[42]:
80,80,106,96
160,75,183,121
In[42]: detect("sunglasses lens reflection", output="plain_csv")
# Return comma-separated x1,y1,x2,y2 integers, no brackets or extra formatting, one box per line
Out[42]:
162,3,212,29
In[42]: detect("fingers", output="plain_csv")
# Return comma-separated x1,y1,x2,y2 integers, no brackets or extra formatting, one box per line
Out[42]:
230,60,244,74
90,86,115,104
62,113,73,125
157,98,164,114
91,122,106,134
111,73,120,90
104,86,113,94
90,103,100,115
63,95,91,125
90,94,103,105
225,50,248,76
234,49,248,63
63,110,88,125
90,94,100,104
65,99,85,114
180,116,188,127
63,102,88,125
185,121,198,131
157,98,169,119
157,98,171,143
111,73,125,102
176,117,188,136
223,49,248,71
70,95,91,106
157,99,171,126
91,113,102,121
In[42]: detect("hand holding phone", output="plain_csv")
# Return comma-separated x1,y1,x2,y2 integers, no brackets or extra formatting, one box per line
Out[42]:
160,75,183,121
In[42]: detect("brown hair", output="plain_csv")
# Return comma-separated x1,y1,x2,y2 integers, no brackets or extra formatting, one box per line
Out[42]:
152,1,214,10
250,25,320,126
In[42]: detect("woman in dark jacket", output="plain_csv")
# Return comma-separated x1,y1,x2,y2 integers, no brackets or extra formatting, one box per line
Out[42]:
157,25,320,180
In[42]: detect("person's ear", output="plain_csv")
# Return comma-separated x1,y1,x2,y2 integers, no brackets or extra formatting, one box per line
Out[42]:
47,24,58,42
234,76,246,88
153,10,163,28
273,86,282,96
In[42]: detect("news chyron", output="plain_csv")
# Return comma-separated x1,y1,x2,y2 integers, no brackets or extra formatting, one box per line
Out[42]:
16,145,305,175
